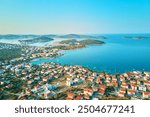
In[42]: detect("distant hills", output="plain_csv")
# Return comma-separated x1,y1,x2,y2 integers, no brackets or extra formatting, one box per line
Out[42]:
0,34,106,45
1,34,150,41
0,34,106,40
55,34,106,39
18,36,54,44
0,34,38,39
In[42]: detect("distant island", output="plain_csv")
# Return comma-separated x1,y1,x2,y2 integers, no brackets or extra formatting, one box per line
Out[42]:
0,34,38,39
18,36,54,45
0,34,106,46
124,36,149,40
54,34,106,39
0,34,106,40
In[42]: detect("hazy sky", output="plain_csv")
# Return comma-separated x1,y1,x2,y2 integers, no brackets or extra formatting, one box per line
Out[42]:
0,0,150,34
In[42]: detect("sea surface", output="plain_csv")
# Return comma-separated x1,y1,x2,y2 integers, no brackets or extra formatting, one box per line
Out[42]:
31,34,150,74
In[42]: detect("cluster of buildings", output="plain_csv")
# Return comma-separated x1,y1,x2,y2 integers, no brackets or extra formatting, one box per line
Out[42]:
31,48,61,58
0,46,61,66
66,69,150,100
0,42,24,50
1,61,150,100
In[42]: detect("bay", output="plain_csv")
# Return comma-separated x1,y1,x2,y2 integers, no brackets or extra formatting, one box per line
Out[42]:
31,34,150,74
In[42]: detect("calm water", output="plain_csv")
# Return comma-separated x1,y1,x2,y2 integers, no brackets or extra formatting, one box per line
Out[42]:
31,34,150,74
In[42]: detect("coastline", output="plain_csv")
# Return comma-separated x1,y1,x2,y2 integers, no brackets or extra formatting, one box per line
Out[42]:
0,35,150,100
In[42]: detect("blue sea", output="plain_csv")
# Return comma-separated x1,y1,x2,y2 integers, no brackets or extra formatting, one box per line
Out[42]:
31,34,150,74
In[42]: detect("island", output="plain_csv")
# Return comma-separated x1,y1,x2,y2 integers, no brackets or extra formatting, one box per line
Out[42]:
124,36,149,40
55,34,106,39
19,36,54,45
80,39,105,45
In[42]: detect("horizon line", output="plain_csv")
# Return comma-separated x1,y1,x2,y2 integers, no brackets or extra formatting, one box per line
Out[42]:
0,33,150,35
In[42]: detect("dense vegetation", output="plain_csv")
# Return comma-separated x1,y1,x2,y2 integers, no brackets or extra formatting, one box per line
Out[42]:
59,39,78,44
57,39,105,50
59,39,105,45
0,49,22,61
80,39,105,45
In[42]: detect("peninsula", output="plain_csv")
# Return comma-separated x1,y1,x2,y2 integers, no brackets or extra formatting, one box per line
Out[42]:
52,39,105,50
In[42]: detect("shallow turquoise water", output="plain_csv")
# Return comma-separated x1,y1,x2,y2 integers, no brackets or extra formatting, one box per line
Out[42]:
31,34,150,74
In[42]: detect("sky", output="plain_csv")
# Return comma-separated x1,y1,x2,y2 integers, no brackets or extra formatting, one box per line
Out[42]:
0,0,150,34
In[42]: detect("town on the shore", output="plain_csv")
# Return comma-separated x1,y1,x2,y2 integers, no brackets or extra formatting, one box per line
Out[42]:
0,37,150,100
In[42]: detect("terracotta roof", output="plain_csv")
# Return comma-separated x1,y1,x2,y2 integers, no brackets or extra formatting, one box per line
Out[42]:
99,89,105,93
67,92,74,99
74,95,83,100
99,85,106,90
84,88,93,92
131,84,137,87
122,83,128,86
143,92,150,95
144,81,150,84
66,97,72,100
120,88,126,92
128,89,135,94
119,92,125,94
